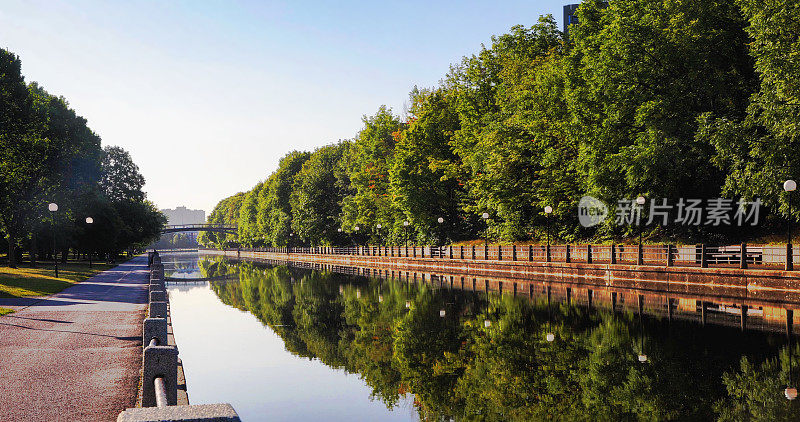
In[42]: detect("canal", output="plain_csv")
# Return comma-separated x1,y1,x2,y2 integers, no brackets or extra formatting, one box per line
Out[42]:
161,251,800,421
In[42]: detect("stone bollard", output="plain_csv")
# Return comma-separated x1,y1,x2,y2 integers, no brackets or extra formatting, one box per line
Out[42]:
141,343,178,407
150,290,166,303
149,301,168,319
150,264,164,282
143,317,168,347
149,285,165,300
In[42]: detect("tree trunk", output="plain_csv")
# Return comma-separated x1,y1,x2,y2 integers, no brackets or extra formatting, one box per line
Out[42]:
29,232,37,268
7,236,17,268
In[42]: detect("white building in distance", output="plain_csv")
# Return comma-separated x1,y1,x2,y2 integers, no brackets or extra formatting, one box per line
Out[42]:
161,206,206,226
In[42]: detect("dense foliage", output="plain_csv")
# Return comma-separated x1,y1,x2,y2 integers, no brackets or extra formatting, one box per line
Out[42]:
202,1,797,247
0,49,165,266
201,259,800,421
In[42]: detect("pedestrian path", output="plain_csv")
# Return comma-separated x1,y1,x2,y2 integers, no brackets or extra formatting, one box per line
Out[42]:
0,256,149,422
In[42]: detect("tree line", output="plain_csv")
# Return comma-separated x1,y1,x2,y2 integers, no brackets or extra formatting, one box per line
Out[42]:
202,0,800,248
0,48,165,267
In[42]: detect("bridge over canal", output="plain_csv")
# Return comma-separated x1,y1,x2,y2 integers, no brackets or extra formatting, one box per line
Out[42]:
161,224,237,236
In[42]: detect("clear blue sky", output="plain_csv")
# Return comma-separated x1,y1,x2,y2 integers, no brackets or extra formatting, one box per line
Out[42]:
0,0,568,213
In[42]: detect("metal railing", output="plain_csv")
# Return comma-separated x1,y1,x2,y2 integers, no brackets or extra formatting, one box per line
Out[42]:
217,242,799,271
165,224,237,230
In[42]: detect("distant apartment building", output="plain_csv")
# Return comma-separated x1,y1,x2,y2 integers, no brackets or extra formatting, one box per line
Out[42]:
160,206,206,226
564,3,608,41
564,3,580,40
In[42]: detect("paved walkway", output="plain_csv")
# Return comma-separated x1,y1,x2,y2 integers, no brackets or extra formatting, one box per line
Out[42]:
0,256,149,422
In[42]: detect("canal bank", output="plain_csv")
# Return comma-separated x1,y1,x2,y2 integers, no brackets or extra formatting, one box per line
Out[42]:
203,247,800,303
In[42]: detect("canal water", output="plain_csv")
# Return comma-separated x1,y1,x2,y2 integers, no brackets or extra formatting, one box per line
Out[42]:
161,251,800,421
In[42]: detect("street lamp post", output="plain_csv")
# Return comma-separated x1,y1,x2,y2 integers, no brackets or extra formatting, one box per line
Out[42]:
544,206,553,245
785,180,796,271
403,220,410,247
48,203,58,278
437,217,444,251
85,217,94,268
482,212,489,247
354,226,360,249
376,223,382,247
636,196,646,265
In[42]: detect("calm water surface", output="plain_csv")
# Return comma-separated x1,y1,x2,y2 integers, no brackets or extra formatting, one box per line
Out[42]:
161,252,800,421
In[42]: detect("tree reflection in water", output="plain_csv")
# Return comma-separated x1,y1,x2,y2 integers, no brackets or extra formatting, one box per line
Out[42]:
199,257,800,421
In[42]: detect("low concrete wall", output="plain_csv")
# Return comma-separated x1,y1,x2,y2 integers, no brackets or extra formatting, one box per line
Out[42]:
118,404,240,422
205,249,800,303
118,252,240,422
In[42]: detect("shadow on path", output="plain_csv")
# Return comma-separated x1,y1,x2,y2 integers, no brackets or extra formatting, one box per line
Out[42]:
0,321,140,341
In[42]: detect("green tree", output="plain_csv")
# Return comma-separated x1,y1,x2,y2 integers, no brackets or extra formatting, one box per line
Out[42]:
702,0,800,220
446,19,567,240
238,182,266,247
100,146,145,203
259,151,310,246
200,192,245,247
0,49,38,266
341,106,404,243
390,88,472,244
290,142,350,245
568,0,756,236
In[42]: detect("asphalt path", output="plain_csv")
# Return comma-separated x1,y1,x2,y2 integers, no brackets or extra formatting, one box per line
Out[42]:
0,256,149,421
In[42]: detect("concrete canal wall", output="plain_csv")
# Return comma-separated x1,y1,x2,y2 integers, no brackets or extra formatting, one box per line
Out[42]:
117,252,241,422
203,248,800,304
206,251,800,336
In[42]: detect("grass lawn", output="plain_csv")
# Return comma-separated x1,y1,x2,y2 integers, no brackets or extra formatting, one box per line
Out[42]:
0,262,115,298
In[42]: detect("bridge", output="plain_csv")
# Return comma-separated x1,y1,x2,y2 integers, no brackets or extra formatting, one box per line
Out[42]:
161,224,237,235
